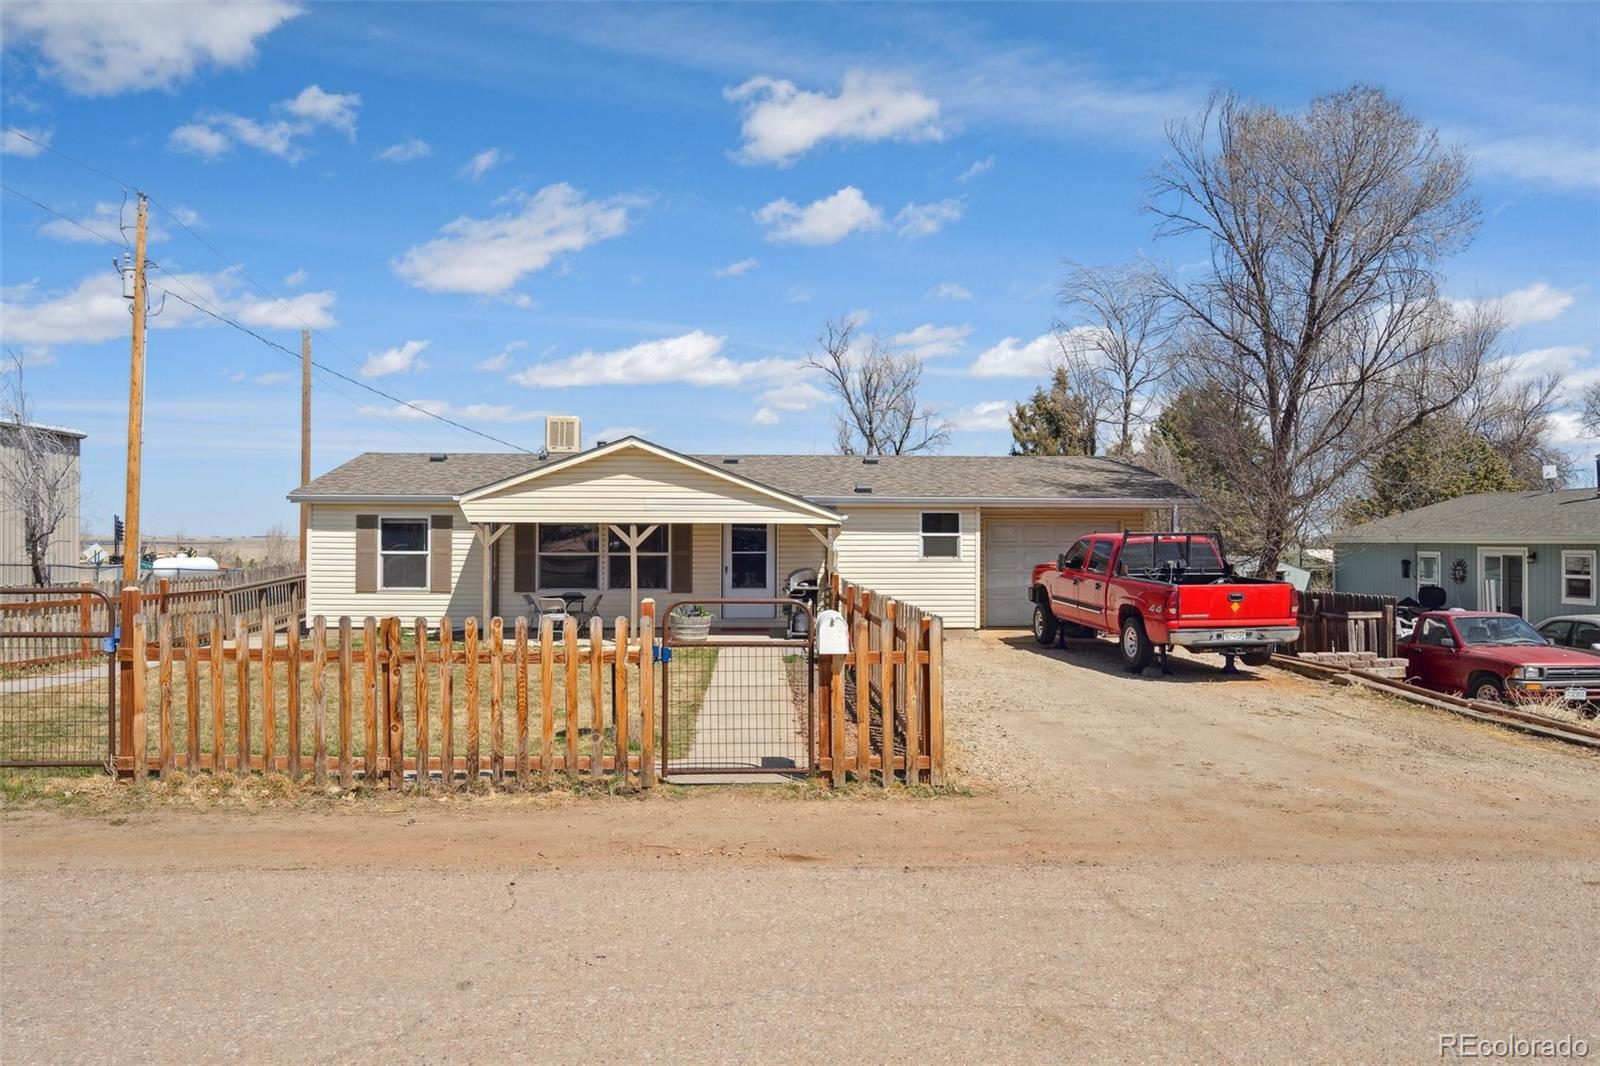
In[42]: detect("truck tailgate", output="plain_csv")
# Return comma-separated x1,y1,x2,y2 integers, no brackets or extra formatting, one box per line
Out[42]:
1171,582,1296,627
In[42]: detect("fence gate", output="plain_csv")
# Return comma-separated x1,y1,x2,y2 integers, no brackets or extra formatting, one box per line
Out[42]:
0,586,116,768
659,599,814,778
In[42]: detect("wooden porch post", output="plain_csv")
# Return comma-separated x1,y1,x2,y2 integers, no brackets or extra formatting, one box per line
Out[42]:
609,523,660,632
472,522,509,626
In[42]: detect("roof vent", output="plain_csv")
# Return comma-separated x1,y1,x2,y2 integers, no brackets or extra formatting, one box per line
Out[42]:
428,453,447,463
722,457,740,464
545,415,581,455
861,456,879,465
854,483,873,494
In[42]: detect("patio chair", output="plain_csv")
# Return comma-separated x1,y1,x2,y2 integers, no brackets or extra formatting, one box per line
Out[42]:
569,592,602,627
525,594,569,632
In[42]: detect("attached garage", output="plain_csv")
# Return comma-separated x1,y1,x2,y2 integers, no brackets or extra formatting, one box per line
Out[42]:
981,516,1108,627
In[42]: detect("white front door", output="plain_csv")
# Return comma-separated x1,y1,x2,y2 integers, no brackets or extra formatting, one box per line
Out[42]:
1478,547,1528,616
723,523,775,618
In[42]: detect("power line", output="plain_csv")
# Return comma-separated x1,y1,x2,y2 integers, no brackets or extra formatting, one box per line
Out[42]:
0,182,125,247
158,284,532,452
0,125,137,191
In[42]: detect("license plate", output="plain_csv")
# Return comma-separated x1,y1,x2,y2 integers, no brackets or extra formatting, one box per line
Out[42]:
1564,687,1588,702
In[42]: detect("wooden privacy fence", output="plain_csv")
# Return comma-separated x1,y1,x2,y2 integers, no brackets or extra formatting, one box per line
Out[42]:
119,603,657,789
150,571,304,634
1290,591,1397,658
822,574,945,787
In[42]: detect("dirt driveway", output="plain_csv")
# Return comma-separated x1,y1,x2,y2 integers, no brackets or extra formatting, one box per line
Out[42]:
3,631,1597,1063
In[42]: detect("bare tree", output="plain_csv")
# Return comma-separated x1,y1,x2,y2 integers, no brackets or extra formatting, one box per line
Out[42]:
2,355,79,585
1582,382,1600,438
1456,366,1570,484
260,524,295,568
1055,262,1174,456
1147,86,1490,570
804,317,951,455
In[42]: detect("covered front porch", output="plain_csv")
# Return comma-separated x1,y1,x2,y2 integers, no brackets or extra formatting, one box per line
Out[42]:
457,439,842,632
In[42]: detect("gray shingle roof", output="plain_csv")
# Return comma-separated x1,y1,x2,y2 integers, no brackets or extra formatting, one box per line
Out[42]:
1335,488,1600,544
290,439,1191,505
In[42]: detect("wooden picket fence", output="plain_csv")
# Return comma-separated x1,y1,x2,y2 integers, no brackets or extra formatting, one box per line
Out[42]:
120,603,657,789
151,571,305,634
821,574,945,787
0,585,113,668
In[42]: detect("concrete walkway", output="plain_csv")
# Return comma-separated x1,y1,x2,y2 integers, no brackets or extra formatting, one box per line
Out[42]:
671,644,807,782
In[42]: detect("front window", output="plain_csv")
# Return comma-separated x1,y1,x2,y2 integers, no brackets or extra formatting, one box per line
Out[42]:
1063,539,1090,570
607,526,669,589
380,518,428,589
1417,551,1441,587
1561,551,1596,605
1456,615,1545,647
920,512,960,558
538,524,600,588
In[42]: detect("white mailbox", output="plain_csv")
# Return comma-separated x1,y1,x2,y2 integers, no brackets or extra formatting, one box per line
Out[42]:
814,609,850,656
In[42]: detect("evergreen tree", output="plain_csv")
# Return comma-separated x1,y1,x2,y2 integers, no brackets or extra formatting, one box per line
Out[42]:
1345,417,1523,523
1009,368,1097,456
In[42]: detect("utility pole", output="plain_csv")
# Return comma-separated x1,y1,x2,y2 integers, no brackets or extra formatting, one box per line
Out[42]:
300,329,311,566
122,192,148,587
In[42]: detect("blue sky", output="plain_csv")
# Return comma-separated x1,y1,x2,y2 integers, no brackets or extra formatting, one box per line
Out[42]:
2,2,1597,535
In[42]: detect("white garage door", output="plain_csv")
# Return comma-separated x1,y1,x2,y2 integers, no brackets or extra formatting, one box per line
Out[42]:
983,518,1103,627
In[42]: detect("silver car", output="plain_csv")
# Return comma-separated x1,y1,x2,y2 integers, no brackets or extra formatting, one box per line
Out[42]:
1535,615,1600,656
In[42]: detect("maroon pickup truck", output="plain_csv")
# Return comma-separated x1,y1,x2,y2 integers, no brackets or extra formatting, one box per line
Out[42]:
1400,610,1600,707
1029,532,1300,674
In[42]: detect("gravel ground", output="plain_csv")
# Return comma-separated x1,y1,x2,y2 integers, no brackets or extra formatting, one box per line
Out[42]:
3,629,1598,1064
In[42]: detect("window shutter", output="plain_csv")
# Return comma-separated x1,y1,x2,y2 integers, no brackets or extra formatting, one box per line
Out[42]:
670,524,693,594
429,514,453,593
355,514,378,593
513,523,536,592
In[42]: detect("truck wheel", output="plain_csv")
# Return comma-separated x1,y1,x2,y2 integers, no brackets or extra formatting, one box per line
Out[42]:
1032,602,1058,647
1119,616,1153,674
1468,674,1506,703
1240,649,1273,668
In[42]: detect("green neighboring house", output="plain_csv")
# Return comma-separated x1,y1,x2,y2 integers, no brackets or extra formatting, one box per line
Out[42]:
1333,488,1600,623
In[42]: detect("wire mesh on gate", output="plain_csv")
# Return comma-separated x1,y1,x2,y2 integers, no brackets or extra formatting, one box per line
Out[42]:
0,587,116,768
661,599,814,776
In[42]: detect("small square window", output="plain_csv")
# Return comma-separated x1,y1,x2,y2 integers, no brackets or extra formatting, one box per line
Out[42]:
920,512,960,558
1561,550,1596,606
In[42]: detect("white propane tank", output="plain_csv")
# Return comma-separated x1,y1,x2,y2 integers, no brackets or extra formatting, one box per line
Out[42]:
815,609,850,656
149,555,220,579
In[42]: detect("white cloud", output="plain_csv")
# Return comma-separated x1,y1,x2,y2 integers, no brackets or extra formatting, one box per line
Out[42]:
956,157,994,183
757,380,829,412
510,331,793,388
751,407,780,426
0,268,336,355
282,85,359,137
714,257,759,278
360,339,430,379
360,399,543,423
0,0,301,95
892,322,973,360
894,197,964,237
36,202,142,244
460,147,508,181
377,138,432,163
1497,282,1577,328
1494,345,1600,391
756,186,883,245
252,372,292,386
593,425,649,441
168,84,361,163
394,183,633,296
283,268,308,288
476,340,526,372
168,204,203,228
724,69,944,166
949,400,1013,431
0,126,51,156
969,332,1067,378
1471,134,1600,191
929,281,971,301
784,287,814,304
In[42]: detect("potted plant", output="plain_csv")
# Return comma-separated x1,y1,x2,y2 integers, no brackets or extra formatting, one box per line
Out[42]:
669,603,712,642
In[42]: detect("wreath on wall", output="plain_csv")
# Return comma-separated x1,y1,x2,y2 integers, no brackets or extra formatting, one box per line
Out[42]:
1450,558,1468,584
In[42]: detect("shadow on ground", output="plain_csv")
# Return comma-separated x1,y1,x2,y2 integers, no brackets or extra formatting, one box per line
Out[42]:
993,632,1272,686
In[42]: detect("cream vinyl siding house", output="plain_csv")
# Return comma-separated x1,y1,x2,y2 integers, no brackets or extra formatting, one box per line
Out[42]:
291,435,1191,630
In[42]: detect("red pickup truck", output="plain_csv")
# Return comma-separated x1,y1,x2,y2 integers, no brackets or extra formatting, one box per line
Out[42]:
1029,532,1301,674
1399,611,1600,706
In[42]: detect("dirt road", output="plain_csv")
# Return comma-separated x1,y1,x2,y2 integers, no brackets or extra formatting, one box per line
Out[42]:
3,633,1597,1063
